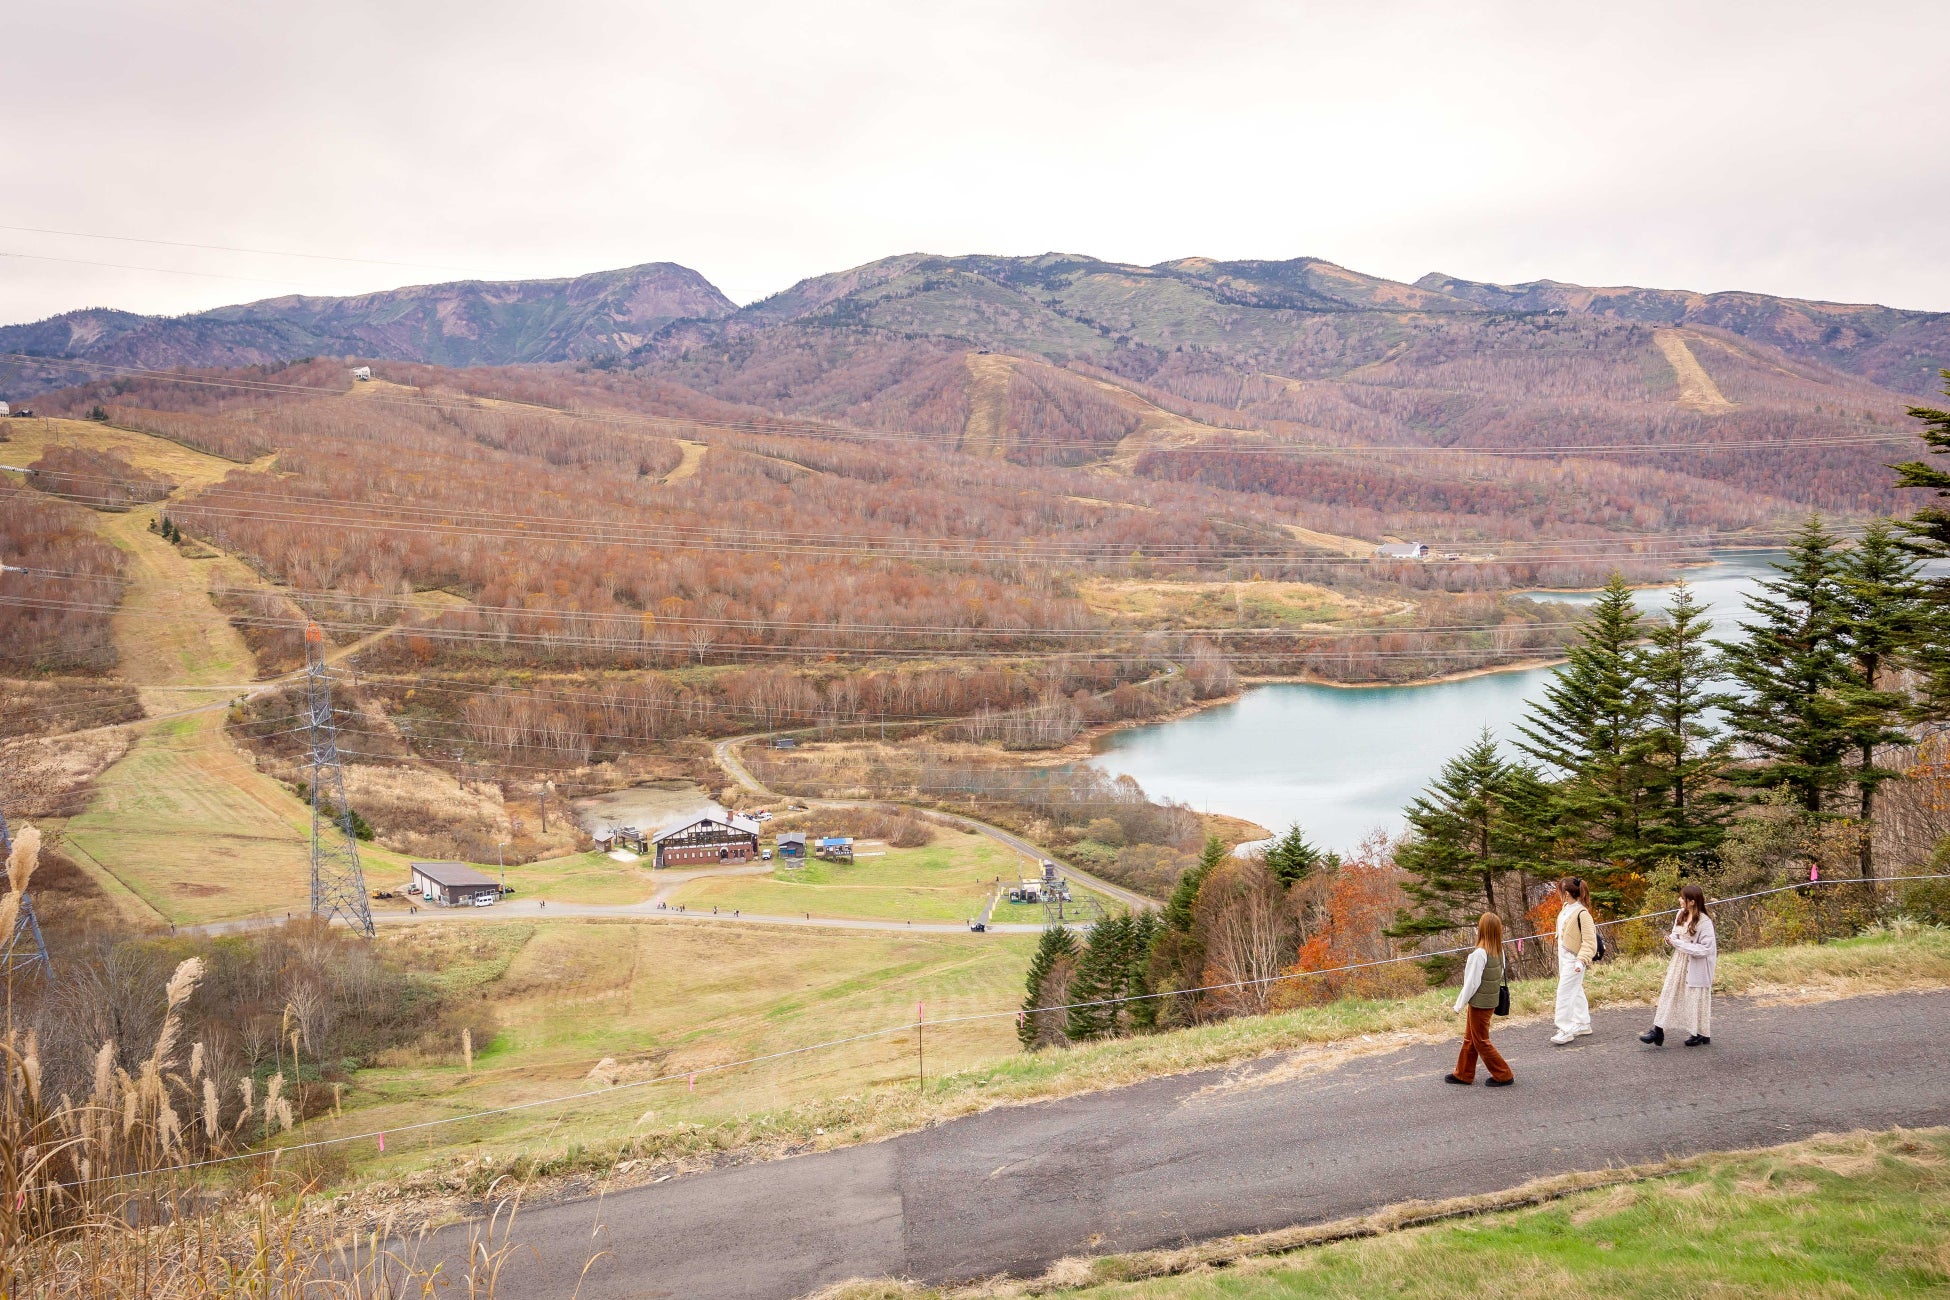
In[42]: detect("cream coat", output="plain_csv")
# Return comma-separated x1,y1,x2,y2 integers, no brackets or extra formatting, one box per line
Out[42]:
1669,915,1717,987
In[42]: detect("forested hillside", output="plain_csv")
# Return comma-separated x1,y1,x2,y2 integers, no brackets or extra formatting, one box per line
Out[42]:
0,262,731,388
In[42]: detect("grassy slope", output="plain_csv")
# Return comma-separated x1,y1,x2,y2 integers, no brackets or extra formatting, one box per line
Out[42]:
334,919,1035,1181
322,925,1949,1200
830,1128,1950,1298
666,831,1112,924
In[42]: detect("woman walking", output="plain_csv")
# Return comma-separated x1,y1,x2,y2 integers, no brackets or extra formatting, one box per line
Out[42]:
1640,883,1717,1047
1551,877,1598,1045
1446,912,1514,1087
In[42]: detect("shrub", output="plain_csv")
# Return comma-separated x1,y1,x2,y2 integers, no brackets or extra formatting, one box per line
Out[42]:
1899,875,1950,926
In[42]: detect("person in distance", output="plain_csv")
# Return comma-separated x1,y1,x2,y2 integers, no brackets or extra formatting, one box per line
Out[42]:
1551,876,1598,1045
1640,883,1717,1047
1445,912,1515,1087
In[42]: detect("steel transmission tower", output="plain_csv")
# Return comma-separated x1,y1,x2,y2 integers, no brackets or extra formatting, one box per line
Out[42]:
304,623,375,937
0,797,52,980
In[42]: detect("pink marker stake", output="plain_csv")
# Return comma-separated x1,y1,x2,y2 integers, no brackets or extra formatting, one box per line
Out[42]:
377,1133,385,1153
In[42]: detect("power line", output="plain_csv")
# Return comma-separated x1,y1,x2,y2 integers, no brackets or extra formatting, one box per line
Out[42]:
0,224,474,274
0,250,312,289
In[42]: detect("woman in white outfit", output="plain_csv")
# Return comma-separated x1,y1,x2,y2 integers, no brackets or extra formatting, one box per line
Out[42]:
1551,876,1598,1045
1640,883,1717,1047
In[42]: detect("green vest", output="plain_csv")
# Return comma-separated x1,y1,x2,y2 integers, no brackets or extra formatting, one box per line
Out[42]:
1469,949,1504,1010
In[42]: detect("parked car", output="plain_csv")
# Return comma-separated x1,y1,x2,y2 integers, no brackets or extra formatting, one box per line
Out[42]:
760,848,773,861
969,921,987,932
471,894,497,907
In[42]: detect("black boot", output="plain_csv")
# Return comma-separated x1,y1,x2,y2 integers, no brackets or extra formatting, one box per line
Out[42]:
1683,1034,1710,1047
1638,1026,1664,1046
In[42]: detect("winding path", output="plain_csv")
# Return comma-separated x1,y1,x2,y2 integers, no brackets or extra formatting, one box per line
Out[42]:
441,988,1950,1298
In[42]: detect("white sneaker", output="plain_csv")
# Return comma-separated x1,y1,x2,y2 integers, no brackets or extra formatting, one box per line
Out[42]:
1574,1027,1593,1037
1550,1031,1576,1045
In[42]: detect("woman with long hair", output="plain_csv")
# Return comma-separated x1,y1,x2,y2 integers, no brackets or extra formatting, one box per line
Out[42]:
1640,883,1717,1047
1445,912,1514,1087
1551,876,1598,1046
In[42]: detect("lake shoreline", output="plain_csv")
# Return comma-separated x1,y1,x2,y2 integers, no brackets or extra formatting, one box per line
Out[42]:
1031,653,1572,770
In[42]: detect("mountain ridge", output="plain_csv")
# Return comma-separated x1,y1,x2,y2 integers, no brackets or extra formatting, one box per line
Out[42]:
3,252,1946,400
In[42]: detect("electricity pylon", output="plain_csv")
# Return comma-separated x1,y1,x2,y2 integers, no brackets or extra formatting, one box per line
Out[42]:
304,622,375,937
0,796,52,980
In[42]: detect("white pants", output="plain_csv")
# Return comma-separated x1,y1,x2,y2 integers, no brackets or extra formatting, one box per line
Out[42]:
1554,948,1590,1035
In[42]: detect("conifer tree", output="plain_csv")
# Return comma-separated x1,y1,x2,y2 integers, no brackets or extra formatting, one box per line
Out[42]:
1264,823,1329,888
1890,372,1950,557
1890,373,1950,715
1834,520,1926,878
1393,730,1524,936
1067,913,1143,1041
1719,518,1854,815
1640,582,1734,863
1019,924,1078,1050
1515,573,1654,877
1123,909,1162,1032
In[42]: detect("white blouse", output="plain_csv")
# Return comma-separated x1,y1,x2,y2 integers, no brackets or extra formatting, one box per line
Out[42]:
1454,947,1490,1012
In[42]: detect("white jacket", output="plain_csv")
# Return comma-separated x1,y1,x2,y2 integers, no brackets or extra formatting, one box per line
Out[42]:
1669,916,1717,988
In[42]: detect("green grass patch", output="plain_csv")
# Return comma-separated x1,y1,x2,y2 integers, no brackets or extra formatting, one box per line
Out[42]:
496,850,655,904
1005,1128,1950,1299
667,831,1110,923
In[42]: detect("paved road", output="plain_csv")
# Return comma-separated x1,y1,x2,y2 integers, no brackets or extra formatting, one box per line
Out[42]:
442,989,1950,1299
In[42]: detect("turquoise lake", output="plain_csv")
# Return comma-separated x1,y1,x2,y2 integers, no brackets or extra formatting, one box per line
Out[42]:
1086,551,1790,852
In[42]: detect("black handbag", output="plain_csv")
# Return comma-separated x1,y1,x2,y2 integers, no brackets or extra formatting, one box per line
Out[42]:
1494,952,1511,1016
1594,929,1608,962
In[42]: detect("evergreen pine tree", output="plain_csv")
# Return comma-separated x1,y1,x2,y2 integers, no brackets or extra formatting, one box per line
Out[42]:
1163,835,1226,934
1393,730,1522,936
1019,924,1078,1050
1515,573,1655,878
1640,582,1734,864
1891,371,1950,557
1066,913,1138,1041
1834,520,1926,878
1264,823,1326,888
1719,518,1854,814
1123,910,1161,1032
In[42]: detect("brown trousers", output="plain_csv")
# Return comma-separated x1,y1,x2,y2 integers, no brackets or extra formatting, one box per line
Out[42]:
1454,1005,1513,1083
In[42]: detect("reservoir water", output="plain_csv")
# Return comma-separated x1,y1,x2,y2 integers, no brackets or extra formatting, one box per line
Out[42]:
1087,551,1788,852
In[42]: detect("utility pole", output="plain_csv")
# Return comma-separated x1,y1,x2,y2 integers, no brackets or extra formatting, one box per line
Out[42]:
540,779,554,833
497,839,508,894
304,623,375,937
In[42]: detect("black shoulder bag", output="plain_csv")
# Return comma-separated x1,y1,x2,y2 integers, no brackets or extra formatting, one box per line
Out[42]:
1493,951,1511,1017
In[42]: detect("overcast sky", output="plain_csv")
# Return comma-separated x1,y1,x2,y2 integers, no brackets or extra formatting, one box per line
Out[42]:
3,1,1946,325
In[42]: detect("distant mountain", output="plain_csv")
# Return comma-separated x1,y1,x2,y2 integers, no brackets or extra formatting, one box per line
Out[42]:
0,263,734,395
1416,272,1950,396
648,252,1946,395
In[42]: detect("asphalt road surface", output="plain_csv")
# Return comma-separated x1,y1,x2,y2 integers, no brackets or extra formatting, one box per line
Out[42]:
434,988,1950,1299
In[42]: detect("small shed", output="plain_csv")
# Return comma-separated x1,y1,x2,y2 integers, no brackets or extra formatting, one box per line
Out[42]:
351,366,372,382
776,831,808,861
411,861,500,906
652,813,761,868
0,402,9,418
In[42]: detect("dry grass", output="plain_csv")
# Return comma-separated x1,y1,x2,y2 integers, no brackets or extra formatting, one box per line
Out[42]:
1075,578,1386,628
1654,329,1736,412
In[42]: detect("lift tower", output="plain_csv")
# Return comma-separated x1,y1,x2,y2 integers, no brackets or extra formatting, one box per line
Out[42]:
304,622,375,936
